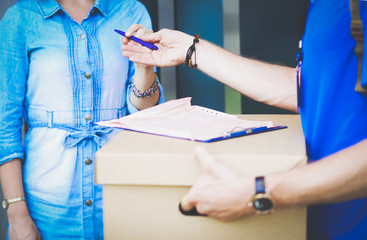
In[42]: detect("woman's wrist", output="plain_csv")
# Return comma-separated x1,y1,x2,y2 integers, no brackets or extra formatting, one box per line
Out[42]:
134,63,154,73
133,65,156,89
134,64,154,77
7,201,30,222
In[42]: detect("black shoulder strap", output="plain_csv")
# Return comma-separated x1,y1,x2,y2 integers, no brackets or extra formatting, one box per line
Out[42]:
299,0,366,95
350,0,367,94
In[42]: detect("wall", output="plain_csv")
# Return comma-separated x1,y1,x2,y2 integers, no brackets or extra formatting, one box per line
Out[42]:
175,0,225,111
153,0,303,113
139,0,159,31
140,0,225,111
240,0,304,113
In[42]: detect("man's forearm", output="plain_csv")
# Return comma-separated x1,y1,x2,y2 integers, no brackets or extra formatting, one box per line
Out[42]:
268,138,367,207
195,39,297,112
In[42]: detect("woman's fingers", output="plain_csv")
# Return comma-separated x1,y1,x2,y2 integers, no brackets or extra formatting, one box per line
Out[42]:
125,24,145,37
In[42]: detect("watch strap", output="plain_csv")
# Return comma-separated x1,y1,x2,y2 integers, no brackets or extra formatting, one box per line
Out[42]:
2,197,26,210
255,176,266,194
7,197,26,204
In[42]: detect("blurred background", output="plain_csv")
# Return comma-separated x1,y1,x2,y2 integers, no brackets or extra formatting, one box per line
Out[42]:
0,0,303,238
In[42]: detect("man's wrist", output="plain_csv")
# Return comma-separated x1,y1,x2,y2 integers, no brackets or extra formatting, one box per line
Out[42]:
180,33,198,65
248,176,275,215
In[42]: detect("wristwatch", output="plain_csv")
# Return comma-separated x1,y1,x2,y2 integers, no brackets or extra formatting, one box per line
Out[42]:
248,176,274,215
2,197,26,210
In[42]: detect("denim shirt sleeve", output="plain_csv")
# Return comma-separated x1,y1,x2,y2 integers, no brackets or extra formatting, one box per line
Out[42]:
125,0,164,114
0,5,28,165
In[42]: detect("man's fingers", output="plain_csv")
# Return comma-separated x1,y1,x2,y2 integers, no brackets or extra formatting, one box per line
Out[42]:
128,55,157,67
122,43,152,53
180,194,196,212
122,49,150,60
194,146,218,173
194,146,237,180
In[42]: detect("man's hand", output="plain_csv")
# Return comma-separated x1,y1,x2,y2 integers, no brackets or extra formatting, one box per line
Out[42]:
180,147,254,221
121,25,193,68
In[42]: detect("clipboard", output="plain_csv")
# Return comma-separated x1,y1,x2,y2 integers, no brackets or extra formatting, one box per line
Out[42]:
96,98,287,142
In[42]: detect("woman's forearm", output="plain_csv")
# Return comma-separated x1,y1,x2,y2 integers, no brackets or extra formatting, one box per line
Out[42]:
129,66,160,110
0,158,29,219
0,159,41,239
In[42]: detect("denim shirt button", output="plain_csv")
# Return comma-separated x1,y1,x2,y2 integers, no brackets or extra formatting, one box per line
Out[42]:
85,199,92,206
85,158,92,165
84,114,92,121
84,72,92,79
79,33,86,40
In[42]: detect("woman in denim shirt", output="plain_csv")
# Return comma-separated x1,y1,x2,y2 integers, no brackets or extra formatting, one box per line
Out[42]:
0,0,164,239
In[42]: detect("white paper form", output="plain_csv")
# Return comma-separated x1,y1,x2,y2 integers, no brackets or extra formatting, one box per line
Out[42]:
96,98,274,142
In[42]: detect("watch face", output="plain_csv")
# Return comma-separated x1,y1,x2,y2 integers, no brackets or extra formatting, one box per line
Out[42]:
253,197,273,211
2,200,8,210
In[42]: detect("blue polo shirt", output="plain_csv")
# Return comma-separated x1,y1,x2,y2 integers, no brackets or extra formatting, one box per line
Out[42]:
301,0,367,239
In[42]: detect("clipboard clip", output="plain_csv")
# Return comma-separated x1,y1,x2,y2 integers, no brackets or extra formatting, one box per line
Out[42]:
224,126,268,137
211,125,287,143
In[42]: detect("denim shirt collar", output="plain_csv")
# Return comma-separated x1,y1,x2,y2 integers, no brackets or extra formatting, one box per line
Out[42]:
37,0,108,19
36,0,61,19
94,0,108,17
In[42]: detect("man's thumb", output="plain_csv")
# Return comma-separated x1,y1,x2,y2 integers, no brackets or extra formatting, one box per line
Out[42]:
194,146,218,173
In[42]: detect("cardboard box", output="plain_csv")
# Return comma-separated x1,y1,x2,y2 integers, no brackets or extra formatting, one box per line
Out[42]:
95,115,307,240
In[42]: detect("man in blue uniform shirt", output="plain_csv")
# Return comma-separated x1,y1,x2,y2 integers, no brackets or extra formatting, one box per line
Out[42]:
121,0,367,239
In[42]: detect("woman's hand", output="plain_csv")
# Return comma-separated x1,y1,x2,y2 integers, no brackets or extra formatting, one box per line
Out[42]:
121,24,155,70
9,217,41,240
121,24,193,68
8,202,41,240
121,24,161,110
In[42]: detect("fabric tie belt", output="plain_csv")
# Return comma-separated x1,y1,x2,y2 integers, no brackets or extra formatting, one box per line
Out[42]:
25,108,122,148
63,125,113,148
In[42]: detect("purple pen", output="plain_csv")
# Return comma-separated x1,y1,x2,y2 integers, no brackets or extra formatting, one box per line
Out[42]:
114,29,158,50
